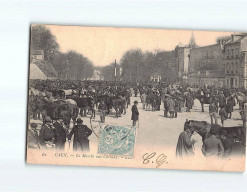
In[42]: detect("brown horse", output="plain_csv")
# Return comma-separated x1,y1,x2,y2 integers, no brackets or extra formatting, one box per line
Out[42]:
186,120,245,157
43,99,78,128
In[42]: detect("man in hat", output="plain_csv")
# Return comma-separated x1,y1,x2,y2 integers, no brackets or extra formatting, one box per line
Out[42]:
27,123,40,149
156,92,161,111
218,91,226,109
185,93,193,112
219,106,228,126
163,95,169,118
53,118,68,151
167,96,175,119
209,102,218,124
226,95,235,119
98,100,107,123
39,116,56,149
141,93,147,110
68,118,92,152
174,96,179,118
131,101,139,126
201,126,224,158
176,122,196,158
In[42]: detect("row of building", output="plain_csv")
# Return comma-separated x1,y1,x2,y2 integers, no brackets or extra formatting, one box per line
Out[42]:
151,33,247,89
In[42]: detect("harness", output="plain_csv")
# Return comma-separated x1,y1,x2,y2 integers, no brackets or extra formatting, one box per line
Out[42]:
192,124,207,136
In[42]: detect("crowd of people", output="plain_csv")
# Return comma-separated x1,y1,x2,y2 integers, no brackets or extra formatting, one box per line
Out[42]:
28,116,92,152
27,79,247,156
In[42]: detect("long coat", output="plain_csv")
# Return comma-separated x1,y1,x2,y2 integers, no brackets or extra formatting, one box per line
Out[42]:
174,98,179,113
219,108,228,121
53,121,67,150
202,136,224,157
157,95,161,105
185,95,193,109
68,124,92,152
131,105,139,121
218,95,226,108
163,98,169,111
39,124,56,146
176,131,194,157
167,98,175,112
226,97,235,113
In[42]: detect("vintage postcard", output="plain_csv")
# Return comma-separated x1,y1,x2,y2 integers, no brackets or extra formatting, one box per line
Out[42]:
26,24,247,172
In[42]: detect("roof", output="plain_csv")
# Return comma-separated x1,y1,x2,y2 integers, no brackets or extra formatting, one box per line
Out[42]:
30,50,44,55
190,43,221,51
151,72,161,76
225,34,247,45
188,70,225,78
35,60,57,78
29,63,47,80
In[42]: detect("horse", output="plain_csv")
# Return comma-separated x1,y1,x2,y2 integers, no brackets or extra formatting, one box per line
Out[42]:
186,120,246,157
187,87,200,96
233,92,247,109
194,90,219,112
106,96,126,118
42,99,78,129
73,96,95,118
47,89,65,99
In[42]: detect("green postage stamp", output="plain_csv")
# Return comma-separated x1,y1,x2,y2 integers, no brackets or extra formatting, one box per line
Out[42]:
98,125,137,156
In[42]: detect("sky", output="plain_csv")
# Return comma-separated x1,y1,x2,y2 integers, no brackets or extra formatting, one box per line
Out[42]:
47,25,233,67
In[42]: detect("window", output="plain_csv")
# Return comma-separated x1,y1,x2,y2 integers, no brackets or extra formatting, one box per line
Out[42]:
227,49,229,59
232,49,234,58
231,62,234,74
236,62,239,74
226,63,230,74
236,48,239,58
227,79,230,86
230,78,234,87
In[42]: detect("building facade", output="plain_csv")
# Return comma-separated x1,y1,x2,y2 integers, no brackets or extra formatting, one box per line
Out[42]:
30,50,44,61
222,34,247,88
183,33,247,88
150,72,162,82
187,70,225,87
176,46,190,79
189,44,223,72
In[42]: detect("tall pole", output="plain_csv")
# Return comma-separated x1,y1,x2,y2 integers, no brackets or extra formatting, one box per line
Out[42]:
114,59,117,85
136,63,138,83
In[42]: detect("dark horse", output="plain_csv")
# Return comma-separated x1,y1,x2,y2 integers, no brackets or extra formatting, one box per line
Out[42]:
194,90,218,112
73,97,95,118
42,99,78,129
186,120,246,157
47,90,65,99
106,96,126,118
97,95,126,118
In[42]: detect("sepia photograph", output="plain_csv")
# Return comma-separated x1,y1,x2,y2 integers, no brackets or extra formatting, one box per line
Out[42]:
26,24,246,172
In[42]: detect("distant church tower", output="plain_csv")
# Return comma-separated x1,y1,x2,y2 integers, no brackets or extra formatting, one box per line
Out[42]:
189,31,197,48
